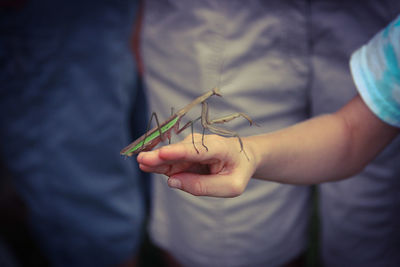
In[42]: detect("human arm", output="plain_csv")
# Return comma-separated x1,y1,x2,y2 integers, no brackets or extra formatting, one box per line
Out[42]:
137,95,399,197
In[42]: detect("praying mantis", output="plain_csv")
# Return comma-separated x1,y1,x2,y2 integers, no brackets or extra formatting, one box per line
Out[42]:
120,87,255,159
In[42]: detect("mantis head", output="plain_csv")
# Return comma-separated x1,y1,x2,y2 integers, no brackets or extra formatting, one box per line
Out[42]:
212,87,222,97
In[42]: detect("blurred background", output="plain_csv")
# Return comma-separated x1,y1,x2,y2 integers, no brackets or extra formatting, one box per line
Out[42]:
2,1,399,267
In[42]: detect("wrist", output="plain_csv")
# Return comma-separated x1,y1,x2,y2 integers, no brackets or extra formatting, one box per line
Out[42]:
242,135,264,178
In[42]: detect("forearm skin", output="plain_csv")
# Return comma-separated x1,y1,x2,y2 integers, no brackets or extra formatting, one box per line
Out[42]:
247,95,399,184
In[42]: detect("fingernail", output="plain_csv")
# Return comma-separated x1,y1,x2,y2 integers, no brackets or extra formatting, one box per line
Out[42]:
168,178,181,189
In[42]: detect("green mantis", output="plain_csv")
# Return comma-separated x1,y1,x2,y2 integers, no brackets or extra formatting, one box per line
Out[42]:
120,87,255,158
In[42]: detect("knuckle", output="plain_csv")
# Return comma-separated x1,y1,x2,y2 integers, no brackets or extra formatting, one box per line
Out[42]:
230,179,245,197
184,134,193,141
192,180,207,196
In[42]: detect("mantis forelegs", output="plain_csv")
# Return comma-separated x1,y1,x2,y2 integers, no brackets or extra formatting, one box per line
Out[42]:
210,112,255,126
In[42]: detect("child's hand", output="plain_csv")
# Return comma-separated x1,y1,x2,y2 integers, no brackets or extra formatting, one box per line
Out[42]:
137,133,256,197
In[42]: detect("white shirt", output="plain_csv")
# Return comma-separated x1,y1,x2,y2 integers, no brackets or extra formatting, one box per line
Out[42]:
142,1,311,266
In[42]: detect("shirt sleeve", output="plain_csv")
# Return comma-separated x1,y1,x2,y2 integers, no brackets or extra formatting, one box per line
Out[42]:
350,15,400,128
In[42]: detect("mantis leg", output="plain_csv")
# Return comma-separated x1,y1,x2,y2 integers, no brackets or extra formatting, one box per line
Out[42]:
168,107,175,144
201,127,208,151
141,112,163,152
201,101,250,161
176,117,202,154
210,112,256,126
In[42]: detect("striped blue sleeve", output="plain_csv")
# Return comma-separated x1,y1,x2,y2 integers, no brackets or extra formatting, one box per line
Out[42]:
350,15,400,128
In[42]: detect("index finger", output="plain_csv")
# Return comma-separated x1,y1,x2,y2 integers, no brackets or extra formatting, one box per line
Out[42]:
158,137,225,164
136,141,206,167
138,133,225,166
